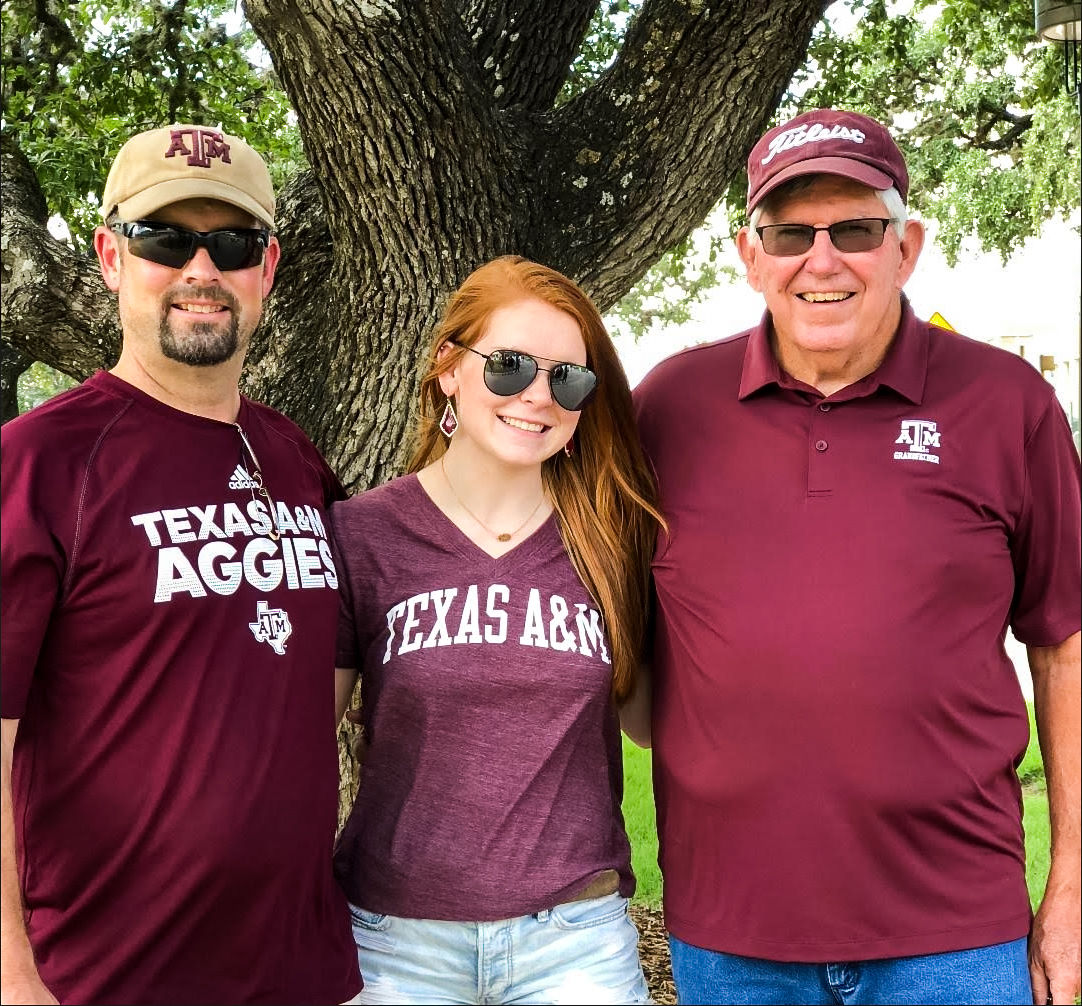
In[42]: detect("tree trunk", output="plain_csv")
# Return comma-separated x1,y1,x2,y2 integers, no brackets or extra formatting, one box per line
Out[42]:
235,0,828,490
1,343,31,423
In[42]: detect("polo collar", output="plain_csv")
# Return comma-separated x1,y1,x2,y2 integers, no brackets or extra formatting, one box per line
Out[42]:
737,295,927,405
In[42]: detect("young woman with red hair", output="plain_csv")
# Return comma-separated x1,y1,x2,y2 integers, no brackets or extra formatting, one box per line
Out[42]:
330,256,663,1004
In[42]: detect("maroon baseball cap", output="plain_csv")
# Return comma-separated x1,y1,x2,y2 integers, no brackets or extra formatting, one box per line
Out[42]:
746,109,909,213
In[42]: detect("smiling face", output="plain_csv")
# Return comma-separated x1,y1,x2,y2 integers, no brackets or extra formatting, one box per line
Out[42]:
736,175,924,392
96,197,279,372
438,297,586,470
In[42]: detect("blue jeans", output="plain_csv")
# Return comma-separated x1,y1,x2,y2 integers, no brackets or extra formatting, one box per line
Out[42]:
668,934,1032,1005
346,894,650,1004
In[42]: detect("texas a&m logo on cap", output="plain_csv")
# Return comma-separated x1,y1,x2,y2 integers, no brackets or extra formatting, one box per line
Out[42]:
163,127,232,168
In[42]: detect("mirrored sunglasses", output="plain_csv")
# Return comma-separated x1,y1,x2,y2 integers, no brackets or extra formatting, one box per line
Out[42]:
110,220,270,271
458,345,598,412
755,217,895,256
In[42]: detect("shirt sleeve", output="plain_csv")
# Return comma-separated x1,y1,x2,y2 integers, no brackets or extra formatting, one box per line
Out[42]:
1009,393,1082,646
327,500,363,669
0,431,66,718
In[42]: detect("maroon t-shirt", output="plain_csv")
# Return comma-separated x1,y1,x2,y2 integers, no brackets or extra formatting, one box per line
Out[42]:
1,371,360,1005
329,475,633,920
634,302,1081,961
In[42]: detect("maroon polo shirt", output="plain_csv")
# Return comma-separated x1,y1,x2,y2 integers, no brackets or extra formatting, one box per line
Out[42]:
633,300,1081,962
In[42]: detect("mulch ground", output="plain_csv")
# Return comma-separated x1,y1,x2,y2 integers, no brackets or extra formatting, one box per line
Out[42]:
630,903,676,1004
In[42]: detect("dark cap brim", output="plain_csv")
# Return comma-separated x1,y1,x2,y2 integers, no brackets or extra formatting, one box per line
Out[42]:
747,156,896,214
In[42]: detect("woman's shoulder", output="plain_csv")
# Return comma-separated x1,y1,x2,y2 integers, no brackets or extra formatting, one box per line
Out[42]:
330,472,424,527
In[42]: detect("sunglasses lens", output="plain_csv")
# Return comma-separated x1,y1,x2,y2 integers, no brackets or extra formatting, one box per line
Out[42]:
830,219,888,252
759,225,814,256
208,231,266,270
124,224,265,271
472,347,597,410
126,226,193,268
550,364,598,411
483,350,537,397
759,219,890,256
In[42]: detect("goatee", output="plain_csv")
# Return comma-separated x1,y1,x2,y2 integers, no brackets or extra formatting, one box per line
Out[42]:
159,285,242,367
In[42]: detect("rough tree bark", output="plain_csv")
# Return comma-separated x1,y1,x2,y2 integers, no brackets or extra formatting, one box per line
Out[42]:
0,0,830,819
1,343,31,422
1,133,123,415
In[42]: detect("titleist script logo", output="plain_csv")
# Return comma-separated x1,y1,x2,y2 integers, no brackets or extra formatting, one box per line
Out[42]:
893,419,942,464
761,123,867,165
164,128,231,167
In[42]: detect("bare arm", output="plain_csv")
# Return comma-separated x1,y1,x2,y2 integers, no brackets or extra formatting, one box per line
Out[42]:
1,718,58,1005
1026,630,1081,1006
618,664,652,748
334,666,359,729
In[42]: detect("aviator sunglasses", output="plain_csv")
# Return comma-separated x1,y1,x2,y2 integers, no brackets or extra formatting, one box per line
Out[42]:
110,220,271,271
755,217,896,257
456,344,598,412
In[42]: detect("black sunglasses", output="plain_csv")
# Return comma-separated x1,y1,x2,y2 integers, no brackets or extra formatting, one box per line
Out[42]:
110,220,270,271
457,345,598,412
755,217,896,256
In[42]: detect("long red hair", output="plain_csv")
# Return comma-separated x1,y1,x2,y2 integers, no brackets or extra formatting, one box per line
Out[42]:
409,256,663,702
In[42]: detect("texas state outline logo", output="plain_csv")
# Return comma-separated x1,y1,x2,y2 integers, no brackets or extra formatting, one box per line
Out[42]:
249,600,293,655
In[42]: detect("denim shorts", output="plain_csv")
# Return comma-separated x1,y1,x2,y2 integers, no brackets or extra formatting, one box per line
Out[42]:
668,934,1032,1005
344,893,651,1004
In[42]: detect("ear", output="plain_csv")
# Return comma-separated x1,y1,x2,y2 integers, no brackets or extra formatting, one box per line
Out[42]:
261,236,281,297
436,342,459,398
735,226,764,293
894,218,925,290
94,226,123,292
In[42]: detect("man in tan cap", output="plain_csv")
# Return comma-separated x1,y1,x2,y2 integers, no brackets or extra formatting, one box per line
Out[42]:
1,125,362,1004
635,108,1080,1004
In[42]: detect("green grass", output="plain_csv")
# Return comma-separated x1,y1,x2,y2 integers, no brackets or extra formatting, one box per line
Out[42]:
623,702,1050,910
1020,702,1051,910
621,741,662,906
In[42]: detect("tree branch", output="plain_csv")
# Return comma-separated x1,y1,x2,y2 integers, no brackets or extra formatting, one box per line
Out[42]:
2,341,32,423
32,0,79,60
971,101,1032,152
1,132,119,379
460,0,598,111
533,0,832,309
246,1,512,274
160,0,192,123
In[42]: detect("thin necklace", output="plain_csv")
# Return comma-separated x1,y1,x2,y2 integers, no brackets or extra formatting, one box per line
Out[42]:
235,422,281,541
440,454,546,543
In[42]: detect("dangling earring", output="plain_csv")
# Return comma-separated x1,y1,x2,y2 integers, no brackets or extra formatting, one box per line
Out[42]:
563,436,575,458
439,399,459,438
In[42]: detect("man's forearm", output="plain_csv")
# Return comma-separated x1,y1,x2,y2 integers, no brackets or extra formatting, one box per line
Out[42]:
618,664,652,748
1030,631,1082,884
1,717,52,1001
1027,631,1081,1005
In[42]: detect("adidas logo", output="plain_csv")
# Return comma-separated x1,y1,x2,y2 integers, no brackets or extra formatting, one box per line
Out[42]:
228,464,261,490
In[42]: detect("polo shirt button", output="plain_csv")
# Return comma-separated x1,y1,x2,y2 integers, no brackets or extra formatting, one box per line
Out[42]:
815,439,828,452
818,403,832,412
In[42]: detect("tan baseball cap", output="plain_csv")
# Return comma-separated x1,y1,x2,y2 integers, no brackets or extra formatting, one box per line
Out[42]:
101,124,275,228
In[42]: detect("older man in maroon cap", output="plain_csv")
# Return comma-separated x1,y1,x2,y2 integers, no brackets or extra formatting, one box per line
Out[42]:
634,108,1080,1005
1,125,360,1005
